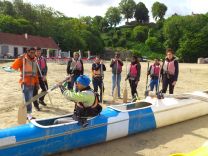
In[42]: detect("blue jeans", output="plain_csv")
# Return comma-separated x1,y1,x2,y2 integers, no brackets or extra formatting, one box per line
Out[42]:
150,78,159,92
22,85,34,114
112,73,121,97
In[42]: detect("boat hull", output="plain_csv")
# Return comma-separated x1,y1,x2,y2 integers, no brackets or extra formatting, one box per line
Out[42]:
0,91,208,156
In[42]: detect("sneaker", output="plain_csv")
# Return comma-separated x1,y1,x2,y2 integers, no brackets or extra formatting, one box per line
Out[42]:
27,114,36,120
39,100,47,106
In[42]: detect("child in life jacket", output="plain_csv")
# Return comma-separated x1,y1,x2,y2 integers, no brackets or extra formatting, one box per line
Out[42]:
148,58,161,92
125,56,141,99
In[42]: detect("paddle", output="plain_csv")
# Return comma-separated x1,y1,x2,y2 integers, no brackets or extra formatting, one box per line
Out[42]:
18,77,70,124
144,61,150,97
101,60,104,105
156,64,162,99
36,60,53,106
18,57,27,125
123,58,128,103
25,77,70,106
113,60,118,101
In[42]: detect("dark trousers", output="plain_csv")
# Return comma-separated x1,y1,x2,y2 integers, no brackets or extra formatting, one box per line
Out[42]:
33,78,48,106
162,75,175,94
67,75,79,91
92,77,104,102
39,78,48,101
129,79,138,98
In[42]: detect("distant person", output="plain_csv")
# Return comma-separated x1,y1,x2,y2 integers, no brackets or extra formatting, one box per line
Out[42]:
66,52,84,90
110,53,123,98
125,56,141,99
54,75,102,127
11,48,39,120
161,48,179,94
33,47,48,111
148,58,161,92
92,56,106,102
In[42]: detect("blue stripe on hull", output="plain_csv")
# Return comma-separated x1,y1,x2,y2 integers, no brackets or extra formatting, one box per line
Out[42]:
128,107,156,134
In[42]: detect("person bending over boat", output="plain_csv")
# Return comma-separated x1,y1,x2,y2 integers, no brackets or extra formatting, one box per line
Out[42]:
54,75,102,127
161,48,179,94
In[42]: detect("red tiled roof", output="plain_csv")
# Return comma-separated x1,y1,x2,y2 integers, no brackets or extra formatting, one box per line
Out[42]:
0,32,59,49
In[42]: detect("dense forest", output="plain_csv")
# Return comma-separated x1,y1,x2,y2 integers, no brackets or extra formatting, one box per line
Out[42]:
0,0,208,62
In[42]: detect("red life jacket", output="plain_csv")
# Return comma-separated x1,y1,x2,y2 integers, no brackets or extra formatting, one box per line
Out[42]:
130,64,138,78
150,64,160,76
37,56,46,70
163,59,175,75
112,61,122,74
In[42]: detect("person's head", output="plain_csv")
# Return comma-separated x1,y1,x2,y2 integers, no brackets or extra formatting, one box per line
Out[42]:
114,52,120,59
166,48,174,60
35,47,41,57
27,47,36,59
73,52,80,60
154,58,160,65
131,55,138,63
76,75,91,90
95,56,101,64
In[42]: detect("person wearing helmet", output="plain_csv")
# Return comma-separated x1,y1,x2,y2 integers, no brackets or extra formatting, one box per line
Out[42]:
54,75,102,126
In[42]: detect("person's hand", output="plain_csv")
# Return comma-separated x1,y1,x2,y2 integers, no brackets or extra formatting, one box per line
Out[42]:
42,76,46,81
66,75,72,82
100,60,103,64
135,81,139,85
172,81,177,86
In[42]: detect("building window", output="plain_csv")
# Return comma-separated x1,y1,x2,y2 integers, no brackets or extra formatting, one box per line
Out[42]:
42,49,47,57
14,47,18,58
1,45,9,58
23,47,27,53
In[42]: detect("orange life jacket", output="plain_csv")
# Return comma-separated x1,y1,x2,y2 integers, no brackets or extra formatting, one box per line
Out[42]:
23,55,37,77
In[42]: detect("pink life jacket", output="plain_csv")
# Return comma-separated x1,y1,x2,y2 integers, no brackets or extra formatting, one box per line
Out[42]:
38,57,46,70
70,59,82,71
150,64,160,76
113,61,122,73
130,64,138,77
163,60,175,75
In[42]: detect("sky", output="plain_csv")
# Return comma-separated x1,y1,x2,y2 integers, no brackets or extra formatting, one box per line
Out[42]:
23,0,208,22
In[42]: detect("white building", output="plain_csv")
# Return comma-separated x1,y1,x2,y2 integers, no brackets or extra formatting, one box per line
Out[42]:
0,32,59,58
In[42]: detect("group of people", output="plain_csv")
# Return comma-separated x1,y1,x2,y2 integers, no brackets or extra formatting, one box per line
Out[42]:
11,47,179,125
11,47,48,120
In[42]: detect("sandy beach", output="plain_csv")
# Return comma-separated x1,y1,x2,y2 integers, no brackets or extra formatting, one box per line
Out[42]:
0,61,208,156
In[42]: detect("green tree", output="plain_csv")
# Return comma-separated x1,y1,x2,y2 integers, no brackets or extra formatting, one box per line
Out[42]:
133,26,148,42
0,1,16,16
105,7,121,27
145,37,163,52
119,0,136,23
152,2,167,21
134,2,149,23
